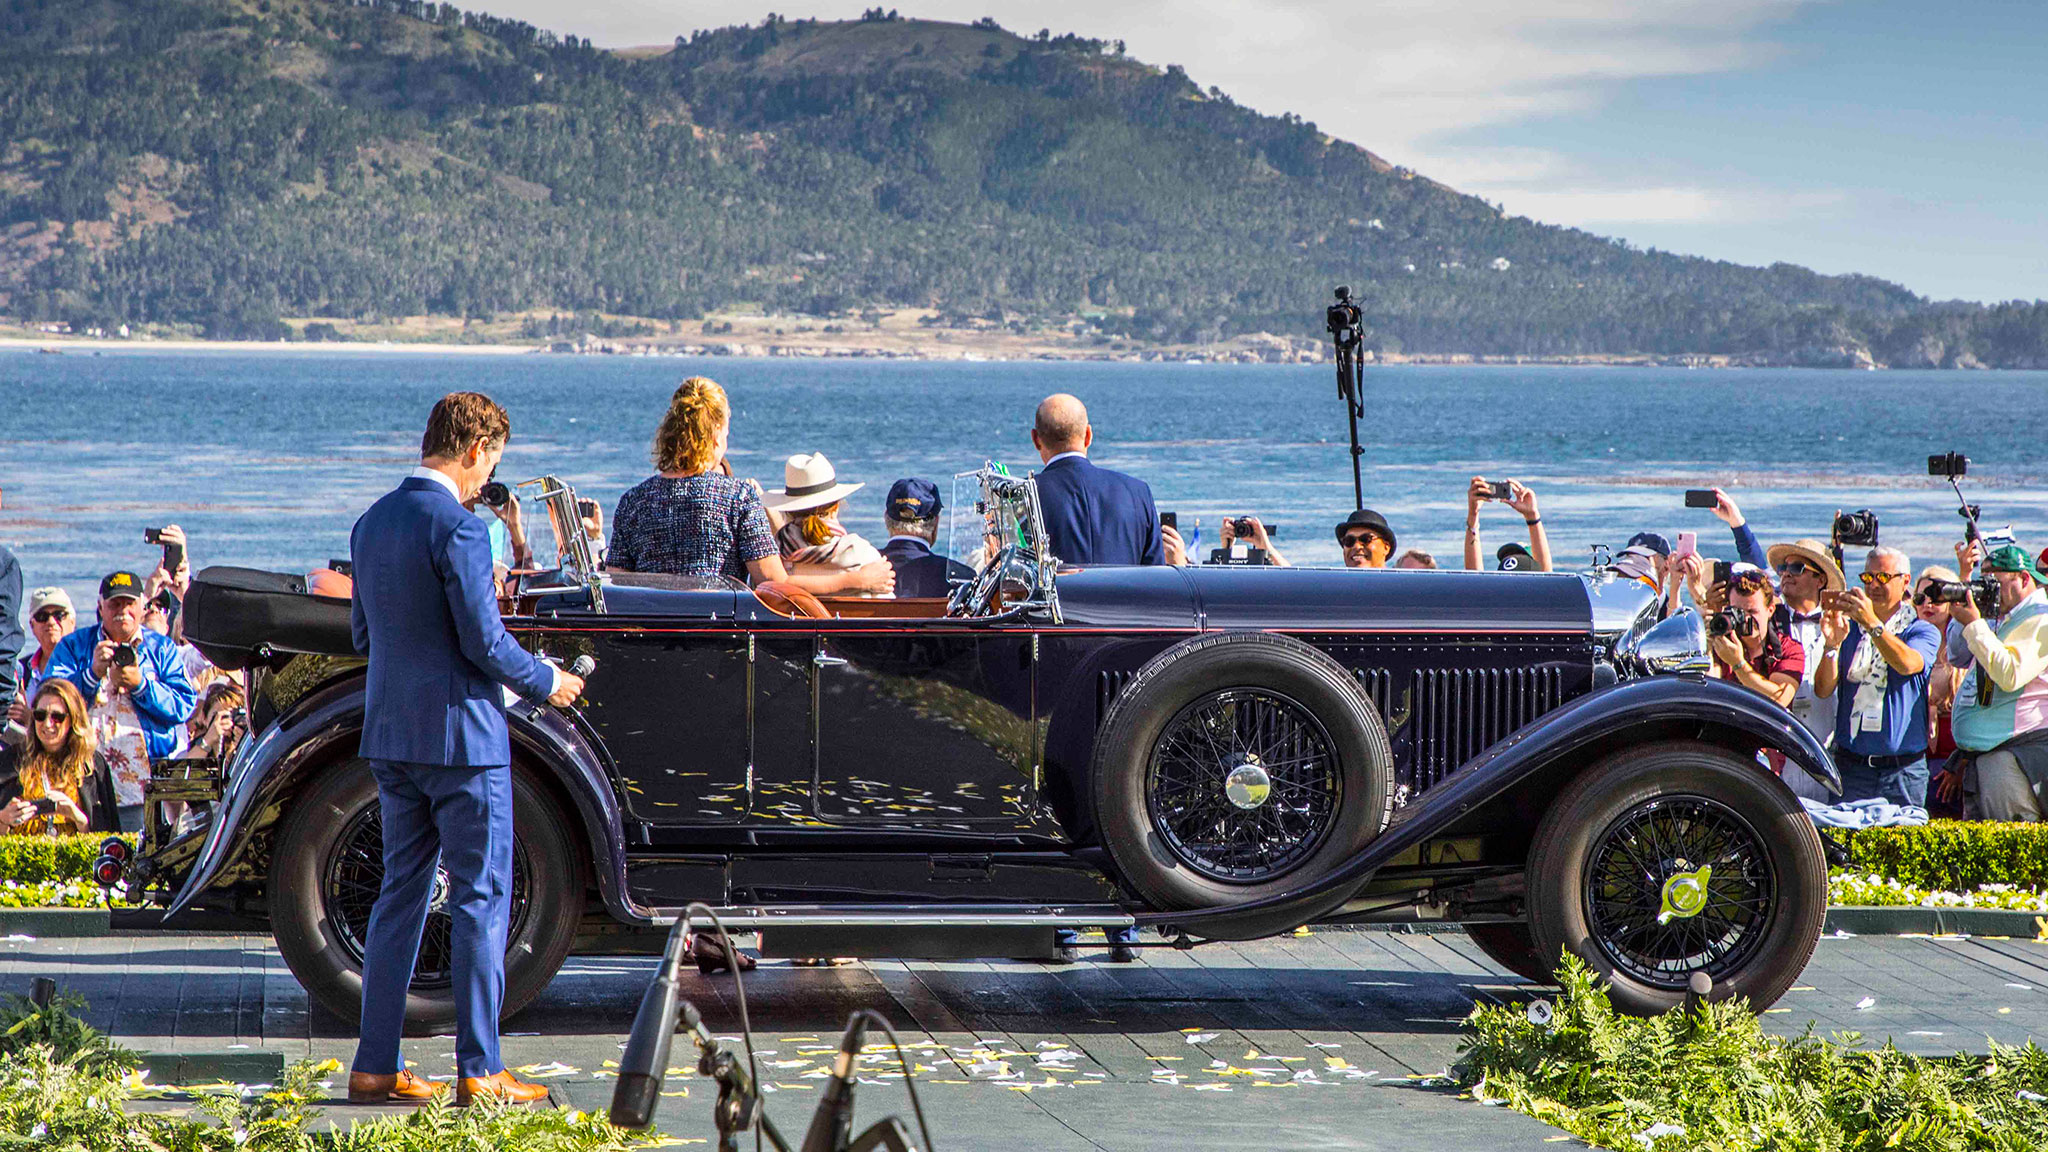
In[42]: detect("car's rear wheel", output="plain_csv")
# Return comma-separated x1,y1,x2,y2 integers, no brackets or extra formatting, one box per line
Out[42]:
1094,633,1393,937
269,757,584,1028
1526,741,1825,1015
1462,923,1555,984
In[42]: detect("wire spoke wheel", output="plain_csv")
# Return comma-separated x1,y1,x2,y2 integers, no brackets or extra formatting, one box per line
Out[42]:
1145,688,1342,883
324,803,534,992
1582,794,1776,990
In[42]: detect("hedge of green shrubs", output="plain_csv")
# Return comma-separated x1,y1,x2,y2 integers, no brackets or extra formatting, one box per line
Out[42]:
13,824,2048,899
1840,820,2048,892
0,835,125,884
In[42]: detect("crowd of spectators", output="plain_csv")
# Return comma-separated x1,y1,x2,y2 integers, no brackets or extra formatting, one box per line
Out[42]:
2,498,242,839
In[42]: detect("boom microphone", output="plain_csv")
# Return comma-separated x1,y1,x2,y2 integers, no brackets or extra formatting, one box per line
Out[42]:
609,945,684,1129
800,1012,869,1152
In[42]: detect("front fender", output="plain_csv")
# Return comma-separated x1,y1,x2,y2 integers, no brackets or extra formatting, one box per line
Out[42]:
164,680,640,925
1136,673,1836,939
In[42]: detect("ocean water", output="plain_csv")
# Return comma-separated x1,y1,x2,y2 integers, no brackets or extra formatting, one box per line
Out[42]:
5,347,2048,606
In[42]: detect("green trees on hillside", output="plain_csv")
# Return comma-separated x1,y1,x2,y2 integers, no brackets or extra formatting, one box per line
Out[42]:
0,0,2040,364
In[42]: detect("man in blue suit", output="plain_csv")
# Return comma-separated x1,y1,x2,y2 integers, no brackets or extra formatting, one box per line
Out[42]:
346,392,583,1107
1030,394,1180,964
1031,393,1185,568
878,478,974,598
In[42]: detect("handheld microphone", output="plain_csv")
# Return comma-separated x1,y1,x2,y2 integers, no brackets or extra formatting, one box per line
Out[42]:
801,1012,868,1152
568,654,596,678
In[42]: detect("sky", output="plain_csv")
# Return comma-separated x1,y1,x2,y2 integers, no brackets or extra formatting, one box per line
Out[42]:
469,0,2045,303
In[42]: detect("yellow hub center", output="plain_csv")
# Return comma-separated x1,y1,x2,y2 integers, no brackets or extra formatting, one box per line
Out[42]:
1658,864,1712,924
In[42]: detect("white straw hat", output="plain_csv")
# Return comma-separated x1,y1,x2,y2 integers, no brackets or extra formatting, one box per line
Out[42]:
764,452,864,514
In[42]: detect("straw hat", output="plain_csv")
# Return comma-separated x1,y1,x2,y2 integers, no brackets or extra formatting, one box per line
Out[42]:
764,452,864,514
1765,538,1844,592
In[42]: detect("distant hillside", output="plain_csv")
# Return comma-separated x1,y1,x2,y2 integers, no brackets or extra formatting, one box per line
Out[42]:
1,0,2042,365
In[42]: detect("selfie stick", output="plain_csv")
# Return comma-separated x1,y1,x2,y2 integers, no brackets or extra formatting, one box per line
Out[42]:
1326,286,1367,511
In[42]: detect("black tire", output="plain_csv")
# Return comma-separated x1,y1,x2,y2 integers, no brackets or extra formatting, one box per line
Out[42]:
1463,923,1555,985
269,758,585,1029
1093,633,1393,926
1526,741,1826,1015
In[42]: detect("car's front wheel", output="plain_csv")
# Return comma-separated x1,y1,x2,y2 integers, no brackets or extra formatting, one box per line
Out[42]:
269,758,585,1028
1526,741,1825,1015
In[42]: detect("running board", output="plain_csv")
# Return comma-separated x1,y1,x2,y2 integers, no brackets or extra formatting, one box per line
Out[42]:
645,903,1135,929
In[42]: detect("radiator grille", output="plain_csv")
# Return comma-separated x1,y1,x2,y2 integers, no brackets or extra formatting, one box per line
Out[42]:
1356,666,1564,795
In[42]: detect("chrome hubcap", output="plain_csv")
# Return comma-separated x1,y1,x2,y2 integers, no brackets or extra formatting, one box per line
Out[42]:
1224,759,1272,810
1658,864,1711,924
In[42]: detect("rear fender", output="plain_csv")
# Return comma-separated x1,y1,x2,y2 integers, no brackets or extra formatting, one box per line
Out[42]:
1137,674,1835,938
164,678,640,924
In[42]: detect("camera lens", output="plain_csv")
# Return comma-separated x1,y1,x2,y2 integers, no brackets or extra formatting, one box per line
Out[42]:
481,481,510,506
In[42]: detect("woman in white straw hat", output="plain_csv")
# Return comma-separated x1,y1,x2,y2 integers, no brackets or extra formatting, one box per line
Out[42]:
764,452,892,599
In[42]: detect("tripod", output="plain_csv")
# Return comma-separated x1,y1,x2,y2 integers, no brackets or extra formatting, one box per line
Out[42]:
1326,286,1367,511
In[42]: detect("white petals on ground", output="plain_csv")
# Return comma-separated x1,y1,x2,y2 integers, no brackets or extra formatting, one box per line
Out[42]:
1183,1032,1219,1045
1855,997,1877,1010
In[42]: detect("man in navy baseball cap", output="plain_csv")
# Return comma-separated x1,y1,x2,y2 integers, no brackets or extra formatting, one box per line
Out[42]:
880,478,973,599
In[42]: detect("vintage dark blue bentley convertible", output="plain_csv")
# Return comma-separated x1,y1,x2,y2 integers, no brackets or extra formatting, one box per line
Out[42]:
111,467,1836,1024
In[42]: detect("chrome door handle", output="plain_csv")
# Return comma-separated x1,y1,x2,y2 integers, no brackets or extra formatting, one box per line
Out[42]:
813,652,848,668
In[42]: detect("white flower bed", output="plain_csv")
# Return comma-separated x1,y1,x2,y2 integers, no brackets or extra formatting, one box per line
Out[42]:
0,878,115,909
1828,871,2048,913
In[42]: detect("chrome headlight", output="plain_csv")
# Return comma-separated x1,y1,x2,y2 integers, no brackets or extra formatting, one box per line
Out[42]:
1614,609,1711,676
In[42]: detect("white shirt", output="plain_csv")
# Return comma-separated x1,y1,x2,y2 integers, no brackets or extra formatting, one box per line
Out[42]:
406,467,562,699
1043,451,1087,467
410,465,462,501
1782,604,1837,747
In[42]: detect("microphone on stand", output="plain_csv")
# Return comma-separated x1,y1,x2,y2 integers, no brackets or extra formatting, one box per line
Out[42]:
801,1012,868,1152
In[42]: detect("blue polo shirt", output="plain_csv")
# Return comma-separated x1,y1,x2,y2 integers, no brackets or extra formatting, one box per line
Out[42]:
1831,618,1940,758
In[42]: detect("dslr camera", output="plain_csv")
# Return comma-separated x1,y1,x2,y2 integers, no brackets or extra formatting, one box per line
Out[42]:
1229,517,1278,539
1706,608,1761,641
480,481,512,508
1921,575,1998,617
110,642,138,671
1832,509,1879,549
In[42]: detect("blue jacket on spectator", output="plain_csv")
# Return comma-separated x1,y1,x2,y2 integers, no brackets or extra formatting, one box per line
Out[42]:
0,543,20,706
1035,453,1164,567
1730,522,1768,572
44,624,198,762
351,474,555,767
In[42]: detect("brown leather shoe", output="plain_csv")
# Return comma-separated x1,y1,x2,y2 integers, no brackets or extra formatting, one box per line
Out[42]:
456,1070,550,1106
347,1068,446,1104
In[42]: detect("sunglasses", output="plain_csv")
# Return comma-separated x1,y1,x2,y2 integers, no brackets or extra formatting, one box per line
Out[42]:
32,608,69,623
1340,532,1385,550
1776,563,1818,579
1859,572,1903,587
32,708,69,724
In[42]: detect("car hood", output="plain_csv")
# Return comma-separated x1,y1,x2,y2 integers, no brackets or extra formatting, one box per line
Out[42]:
1052,565,1594,633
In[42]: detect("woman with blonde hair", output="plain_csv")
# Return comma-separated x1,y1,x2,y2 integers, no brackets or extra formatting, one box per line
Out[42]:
0,678,118,835
608,378,892,597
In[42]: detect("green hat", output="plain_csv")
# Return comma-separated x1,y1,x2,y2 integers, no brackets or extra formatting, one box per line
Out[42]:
1982,544,2044,582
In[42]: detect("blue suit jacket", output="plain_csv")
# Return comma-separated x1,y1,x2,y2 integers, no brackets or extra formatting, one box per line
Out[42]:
879,537,975,599
350,476,554,767
1034,455,1164,567
45,623,198,762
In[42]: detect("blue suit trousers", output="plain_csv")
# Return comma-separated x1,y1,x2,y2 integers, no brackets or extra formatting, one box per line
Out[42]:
352,760,514,1080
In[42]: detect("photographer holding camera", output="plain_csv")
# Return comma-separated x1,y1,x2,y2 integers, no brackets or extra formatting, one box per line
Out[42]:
1463,477,1550,572
1216,516,1290,567
1944,545,2048,820
1703,565,1802,709
40,569,199,832
1706,568,1803,708
1820,547,1941,807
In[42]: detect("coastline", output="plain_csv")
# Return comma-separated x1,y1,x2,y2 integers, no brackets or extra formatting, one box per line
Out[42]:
0,337,537,356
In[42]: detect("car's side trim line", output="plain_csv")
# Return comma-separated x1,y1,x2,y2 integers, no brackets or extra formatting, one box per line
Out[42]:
647,903,1134,928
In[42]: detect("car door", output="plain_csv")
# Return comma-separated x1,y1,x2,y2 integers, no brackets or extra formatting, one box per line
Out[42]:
798,619,1043,829
575,624,753,824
